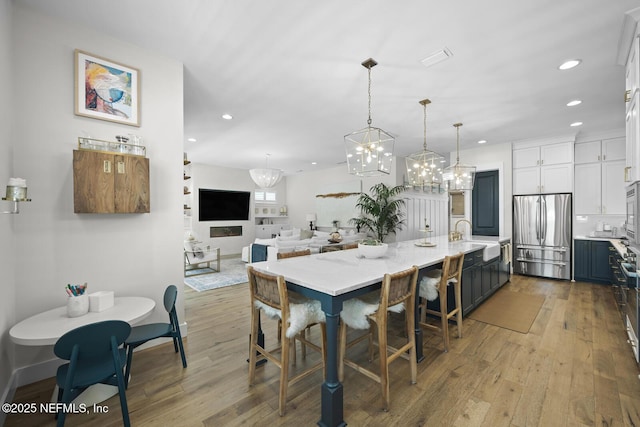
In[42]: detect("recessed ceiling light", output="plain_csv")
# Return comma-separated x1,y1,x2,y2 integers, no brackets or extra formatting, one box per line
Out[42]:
221,113,233,120
570,121,583,127
311,162,317,165
477,140,487,144
558,59,581,70
187,138,197,142
567,99,582,107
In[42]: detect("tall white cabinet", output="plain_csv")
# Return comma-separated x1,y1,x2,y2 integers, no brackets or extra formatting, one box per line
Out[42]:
513,139,574,195
623,10,640,183
574,138,626,215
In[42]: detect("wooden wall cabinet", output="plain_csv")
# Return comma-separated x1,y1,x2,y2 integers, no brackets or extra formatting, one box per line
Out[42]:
73,150,150,213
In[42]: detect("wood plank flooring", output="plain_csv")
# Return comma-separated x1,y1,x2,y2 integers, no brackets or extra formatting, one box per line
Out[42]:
5,274,640,426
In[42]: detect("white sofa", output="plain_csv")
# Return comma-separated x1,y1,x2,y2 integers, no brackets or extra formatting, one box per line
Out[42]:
242,229,367,262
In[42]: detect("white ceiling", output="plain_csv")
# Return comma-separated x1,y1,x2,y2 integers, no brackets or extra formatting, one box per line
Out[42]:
17,0,640,175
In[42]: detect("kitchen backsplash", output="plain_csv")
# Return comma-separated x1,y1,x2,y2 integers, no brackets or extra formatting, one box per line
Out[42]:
573,214,626,238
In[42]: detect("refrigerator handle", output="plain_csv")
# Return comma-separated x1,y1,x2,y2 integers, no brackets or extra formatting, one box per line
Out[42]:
535,197,540,241
541,197,547,242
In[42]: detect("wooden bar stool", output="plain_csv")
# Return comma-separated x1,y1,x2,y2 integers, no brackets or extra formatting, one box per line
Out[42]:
418,252,465,352
247,266,326,416
338,265,419,411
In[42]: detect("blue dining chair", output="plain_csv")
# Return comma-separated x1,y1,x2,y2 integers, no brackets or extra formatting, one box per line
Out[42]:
53,320,131,427
124,285,187,387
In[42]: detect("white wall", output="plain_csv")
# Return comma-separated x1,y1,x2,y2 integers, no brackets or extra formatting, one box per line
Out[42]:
286,163,398,231
0,0,16,411
189,162,260,255
6,4,184,386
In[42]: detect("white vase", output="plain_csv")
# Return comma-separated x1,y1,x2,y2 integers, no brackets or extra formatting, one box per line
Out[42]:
67,294,89,318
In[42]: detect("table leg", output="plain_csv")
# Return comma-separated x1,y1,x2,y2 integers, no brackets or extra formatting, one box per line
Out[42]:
318,303,346,427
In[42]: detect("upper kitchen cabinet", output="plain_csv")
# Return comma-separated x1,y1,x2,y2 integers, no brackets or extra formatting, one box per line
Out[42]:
621,10,640,183
73,149,150,213
574,137,626,215
575,138,625,164
513,140,573,194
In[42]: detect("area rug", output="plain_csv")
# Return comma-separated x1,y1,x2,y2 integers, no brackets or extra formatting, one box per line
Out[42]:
184,257,248,292
468,289,545,334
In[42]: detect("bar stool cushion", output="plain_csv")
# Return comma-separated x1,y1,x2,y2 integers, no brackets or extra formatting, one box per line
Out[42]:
255,294,325,338
340,292,404,330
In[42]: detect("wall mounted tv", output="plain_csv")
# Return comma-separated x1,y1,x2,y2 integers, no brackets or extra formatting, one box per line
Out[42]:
199,189,251,221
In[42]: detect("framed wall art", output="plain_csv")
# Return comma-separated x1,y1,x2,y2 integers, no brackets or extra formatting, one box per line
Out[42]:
74,49,140,127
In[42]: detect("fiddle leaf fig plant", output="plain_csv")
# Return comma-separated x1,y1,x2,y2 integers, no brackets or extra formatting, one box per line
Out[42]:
349,183,406,243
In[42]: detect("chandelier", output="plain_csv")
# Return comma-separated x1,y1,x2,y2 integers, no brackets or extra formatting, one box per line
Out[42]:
443,123,476,191
345,58,395,176
249,154,283,188
404,99,445,189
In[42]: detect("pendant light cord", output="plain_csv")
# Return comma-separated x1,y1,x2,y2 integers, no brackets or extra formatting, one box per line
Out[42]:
367,65,372,126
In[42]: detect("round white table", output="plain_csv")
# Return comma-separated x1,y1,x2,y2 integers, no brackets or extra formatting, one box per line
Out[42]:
9,296,156,405
10,297,156,346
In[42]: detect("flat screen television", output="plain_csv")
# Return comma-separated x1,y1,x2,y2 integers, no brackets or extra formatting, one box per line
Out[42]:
198,189,251,221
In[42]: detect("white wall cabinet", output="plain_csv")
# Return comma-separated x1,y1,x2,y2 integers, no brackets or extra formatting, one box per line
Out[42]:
513,141,573,194
575,138,625,164
574,159,625,215
627,92,640,183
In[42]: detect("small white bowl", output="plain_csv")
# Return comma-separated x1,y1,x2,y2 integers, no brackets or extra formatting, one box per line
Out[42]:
357,243,388,259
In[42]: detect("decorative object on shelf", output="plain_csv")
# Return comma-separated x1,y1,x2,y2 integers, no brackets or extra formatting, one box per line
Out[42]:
249,153,283,188
349,183,405,243
345,58,394,177
443,123,476,192
357,240,388,258
329,231,343,243
306,213,317,230
74,49,140,127
405,99,445,188
2,177,31,214
77,137,146,156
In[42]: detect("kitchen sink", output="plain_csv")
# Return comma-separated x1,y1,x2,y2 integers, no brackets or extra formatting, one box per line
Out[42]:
463,240,501,261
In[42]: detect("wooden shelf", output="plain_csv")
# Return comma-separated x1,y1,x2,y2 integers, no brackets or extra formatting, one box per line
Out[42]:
184,160,191,165
184,191,191,195
184,175,191,180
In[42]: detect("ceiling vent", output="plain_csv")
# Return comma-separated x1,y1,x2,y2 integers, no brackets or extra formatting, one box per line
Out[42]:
421,47,453,69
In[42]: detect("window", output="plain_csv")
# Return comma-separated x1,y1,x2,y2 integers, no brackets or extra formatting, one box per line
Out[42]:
255,190,277,203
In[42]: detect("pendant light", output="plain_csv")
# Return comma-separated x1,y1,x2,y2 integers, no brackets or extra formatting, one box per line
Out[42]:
344,58,395,176
404,98,445,189
249,154,283,188
443,123,476,191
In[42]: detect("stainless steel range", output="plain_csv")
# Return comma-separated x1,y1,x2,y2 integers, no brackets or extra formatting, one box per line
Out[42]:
623,246,639,364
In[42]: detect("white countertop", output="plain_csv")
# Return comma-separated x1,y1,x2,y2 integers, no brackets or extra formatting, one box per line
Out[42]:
250,235,505,297
574,236,629,257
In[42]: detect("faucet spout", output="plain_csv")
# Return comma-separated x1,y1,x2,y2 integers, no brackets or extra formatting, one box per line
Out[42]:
449,219,472,241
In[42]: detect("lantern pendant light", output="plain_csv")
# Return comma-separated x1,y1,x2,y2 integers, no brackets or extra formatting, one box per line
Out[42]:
344,58,395,176
404,98,445,189
249,153,283,188
443,123,476,191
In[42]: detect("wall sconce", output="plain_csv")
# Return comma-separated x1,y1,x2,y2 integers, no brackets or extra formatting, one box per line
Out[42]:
2,178,31,214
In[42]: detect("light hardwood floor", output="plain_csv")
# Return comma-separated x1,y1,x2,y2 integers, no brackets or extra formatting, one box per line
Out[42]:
6,274,640,426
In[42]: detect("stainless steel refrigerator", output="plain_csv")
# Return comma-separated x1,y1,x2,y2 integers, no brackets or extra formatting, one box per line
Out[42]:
513,193,572,280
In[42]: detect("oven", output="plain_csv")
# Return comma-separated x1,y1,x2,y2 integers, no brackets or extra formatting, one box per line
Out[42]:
628,287,639,364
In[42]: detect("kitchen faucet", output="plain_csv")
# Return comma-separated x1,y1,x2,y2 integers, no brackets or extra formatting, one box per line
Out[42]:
449,219,472,241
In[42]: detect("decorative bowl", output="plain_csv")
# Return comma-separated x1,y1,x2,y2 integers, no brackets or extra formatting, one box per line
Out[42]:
328,232,342,243
357,242,388,259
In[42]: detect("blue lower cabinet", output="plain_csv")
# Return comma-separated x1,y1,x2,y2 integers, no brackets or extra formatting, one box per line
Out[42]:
574,239,612,285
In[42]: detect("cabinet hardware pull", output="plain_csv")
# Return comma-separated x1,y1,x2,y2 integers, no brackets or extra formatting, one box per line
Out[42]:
625,90,631,103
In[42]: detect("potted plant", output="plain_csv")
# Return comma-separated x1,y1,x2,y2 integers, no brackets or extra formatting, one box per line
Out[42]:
349,183,406,243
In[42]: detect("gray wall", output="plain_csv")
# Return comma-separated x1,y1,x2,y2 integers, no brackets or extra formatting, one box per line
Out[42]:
2,3,184,399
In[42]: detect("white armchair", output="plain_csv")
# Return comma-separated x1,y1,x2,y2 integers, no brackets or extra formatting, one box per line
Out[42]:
184,240,220,276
